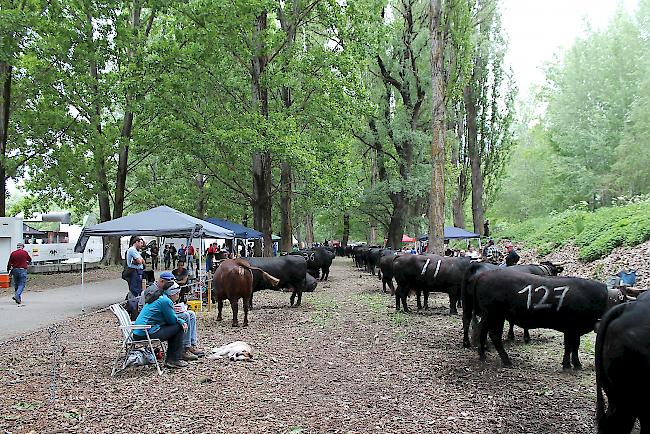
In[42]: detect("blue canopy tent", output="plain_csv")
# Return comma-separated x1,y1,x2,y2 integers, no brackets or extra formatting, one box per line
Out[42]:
204,218,262,239
417,227,481,254
205,217,263,257
417,226,480,241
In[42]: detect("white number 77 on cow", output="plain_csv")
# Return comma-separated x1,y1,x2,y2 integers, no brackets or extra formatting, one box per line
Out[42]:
518,285,571,312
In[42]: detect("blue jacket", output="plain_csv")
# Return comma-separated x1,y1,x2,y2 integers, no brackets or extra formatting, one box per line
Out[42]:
133,294,185,336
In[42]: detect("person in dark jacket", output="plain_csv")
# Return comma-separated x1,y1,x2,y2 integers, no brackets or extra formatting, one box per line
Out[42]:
504,242,520,266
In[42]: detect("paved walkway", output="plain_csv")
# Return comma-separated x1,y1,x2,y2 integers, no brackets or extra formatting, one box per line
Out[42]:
0,278,127,341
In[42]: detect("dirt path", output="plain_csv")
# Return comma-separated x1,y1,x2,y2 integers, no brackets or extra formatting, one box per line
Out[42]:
0,257,605,433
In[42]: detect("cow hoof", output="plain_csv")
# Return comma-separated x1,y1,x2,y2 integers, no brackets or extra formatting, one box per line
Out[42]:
449,310,458,316
562,364,571,371
216,316,223,322
424,306,430,311
232,323,239,327
479,354,487,362
524,338,531,344
573,364,582,370
463,341,470,348
243,322,249,327
417,306,423,311
506,334,514,341
501,362,513,368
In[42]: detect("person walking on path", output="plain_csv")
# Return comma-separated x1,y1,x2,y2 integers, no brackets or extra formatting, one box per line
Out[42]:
126,236,146,298
7,242,32,304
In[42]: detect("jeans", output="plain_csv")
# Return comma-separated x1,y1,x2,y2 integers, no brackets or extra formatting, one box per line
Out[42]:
128,269,144,297
164,255,171,269
187,256,194,271
11,268,27,301
135,323,184,361
176,310,197,348
151,256,158,270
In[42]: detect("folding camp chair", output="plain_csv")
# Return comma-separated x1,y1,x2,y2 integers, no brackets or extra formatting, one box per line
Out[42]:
109,303,164,376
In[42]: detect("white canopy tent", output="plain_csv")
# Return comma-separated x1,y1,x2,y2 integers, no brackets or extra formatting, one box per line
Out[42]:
74,206,235,311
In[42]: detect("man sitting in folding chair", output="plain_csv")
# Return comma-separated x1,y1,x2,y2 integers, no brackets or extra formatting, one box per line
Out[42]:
133,282,188,369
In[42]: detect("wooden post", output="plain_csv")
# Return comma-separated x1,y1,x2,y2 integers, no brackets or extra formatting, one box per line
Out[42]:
207,271,212,312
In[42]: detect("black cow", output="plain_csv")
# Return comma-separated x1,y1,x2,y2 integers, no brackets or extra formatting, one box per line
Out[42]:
367,248,396,278
462,261,565,344
393,254,472,314
463,268,607,368
352,246,369,270
304,273,318,292
595,293,650,433
289,247,334,281
379,253,403,295
244,256,308,307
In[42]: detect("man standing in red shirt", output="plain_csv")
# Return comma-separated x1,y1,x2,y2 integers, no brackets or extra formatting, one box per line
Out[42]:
7,242,32,304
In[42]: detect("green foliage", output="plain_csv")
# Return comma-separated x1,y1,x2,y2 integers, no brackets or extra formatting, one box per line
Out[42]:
575,202,650,261
495,200,650,261
493,3,650,222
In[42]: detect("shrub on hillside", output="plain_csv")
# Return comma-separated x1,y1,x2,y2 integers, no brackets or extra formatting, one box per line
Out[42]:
493,200,650,262
576,202,650,260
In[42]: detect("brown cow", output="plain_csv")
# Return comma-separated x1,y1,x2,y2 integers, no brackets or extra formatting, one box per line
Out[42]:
213,259,279,327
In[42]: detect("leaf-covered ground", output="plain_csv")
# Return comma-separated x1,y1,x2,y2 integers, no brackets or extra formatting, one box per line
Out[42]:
0,258,610,433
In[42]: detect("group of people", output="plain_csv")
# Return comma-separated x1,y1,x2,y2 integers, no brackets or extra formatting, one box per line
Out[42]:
438,239,519,266
482,239,520,266
125,235,204,369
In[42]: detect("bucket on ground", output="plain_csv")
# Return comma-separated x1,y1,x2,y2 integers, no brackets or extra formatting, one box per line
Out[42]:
0,273,10,289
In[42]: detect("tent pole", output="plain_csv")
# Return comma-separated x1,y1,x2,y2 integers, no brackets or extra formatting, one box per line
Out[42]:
81,250,85,313
199,237,203,310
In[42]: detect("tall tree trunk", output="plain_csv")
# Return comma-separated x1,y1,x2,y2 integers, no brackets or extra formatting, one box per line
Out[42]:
342,213,350,246
0,62,12,217
304,213,314,245
427,0,445,255
387,194,407,249
452,111,466,228
251,11,273,256
294,220,302,248
280,162,292,253
369,224,377,245
464,84,485,235
252,151,272,256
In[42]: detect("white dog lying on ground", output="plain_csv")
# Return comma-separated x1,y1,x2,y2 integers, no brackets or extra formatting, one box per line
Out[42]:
207,341,253,361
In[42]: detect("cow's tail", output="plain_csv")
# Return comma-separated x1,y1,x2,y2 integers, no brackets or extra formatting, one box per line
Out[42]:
595,302,626,428
461,263,482,347
462,262,485,324
234,259,281,287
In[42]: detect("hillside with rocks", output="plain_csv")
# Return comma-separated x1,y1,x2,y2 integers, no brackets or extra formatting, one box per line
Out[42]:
520,240,650,288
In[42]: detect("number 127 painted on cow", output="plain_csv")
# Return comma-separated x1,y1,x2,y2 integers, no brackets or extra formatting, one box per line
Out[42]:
518,285,570,312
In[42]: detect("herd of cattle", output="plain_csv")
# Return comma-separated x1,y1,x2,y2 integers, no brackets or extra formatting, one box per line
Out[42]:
210,244,649,433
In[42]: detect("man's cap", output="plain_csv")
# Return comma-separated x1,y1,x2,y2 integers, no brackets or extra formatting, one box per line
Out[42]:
165,282,181,296
16,242,25,248
159,271,175,281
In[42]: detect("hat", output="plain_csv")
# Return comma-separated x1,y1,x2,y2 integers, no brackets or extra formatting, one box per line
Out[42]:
159,271,175,281
165,282,181,296
17,242,25,248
